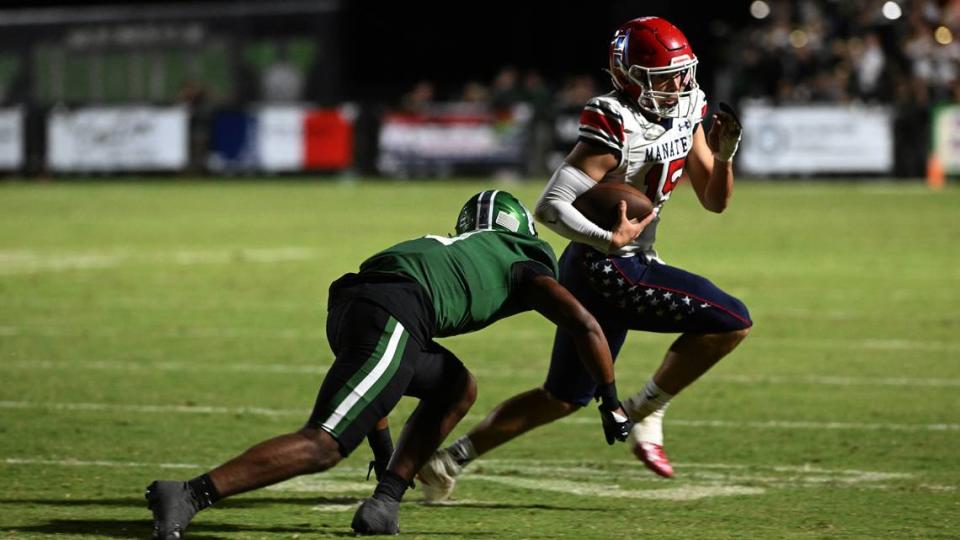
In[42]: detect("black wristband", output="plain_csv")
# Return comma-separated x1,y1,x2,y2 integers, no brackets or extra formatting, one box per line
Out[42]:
596,381,619,411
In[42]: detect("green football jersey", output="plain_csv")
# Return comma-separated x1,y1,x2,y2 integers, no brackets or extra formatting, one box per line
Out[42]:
359,230,559,337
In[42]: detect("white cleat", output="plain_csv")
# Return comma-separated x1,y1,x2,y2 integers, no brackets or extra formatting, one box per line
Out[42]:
416,449,462,502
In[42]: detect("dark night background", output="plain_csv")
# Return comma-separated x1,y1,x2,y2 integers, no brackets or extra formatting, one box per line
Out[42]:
339,1,755,100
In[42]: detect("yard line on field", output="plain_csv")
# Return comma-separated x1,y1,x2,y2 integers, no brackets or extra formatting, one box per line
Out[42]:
2,457,202,469
3,296,320,312
1,400,957,432
2,322,959,353
2,359,329,375
747,336,960,353
5,455,954,498
554,416,960,432
0,400,305,417
468,475,766,500
5,359,960,389
709,374,960,387
0,247,319,275
0,324,328,341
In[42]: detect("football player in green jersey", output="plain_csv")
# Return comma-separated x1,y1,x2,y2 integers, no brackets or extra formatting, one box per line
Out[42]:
145,190,636,538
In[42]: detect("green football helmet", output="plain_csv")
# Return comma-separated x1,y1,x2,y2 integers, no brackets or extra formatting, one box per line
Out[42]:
455,190,538,237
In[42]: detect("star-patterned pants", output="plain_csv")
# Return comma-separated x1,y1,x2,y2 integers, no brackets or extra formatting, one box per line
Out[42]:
544,242,752,406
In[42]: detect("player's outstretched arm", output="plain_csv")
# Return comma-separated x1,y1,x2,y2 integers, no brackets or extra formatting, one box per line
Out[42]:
520,273,633,444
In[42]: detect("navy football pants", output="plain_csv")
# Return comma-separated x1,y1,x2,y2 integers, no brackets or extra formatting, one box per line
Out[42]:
544,242,752,406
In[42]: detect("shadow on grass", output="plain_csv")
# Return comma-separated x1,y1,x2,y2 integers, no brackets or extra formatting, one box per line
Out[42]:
0,495,361,508
1,519,501,539
0,519,317,539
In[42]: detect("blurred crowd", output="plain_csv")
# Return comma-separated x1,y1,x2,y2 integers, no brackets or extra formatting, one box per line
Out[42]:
393,1,960,177
721,0,960,106
718,0,960,175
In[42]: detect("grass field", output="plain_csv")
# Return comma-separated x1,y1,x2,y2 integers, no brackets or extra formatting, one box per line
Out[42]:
0,179,958,539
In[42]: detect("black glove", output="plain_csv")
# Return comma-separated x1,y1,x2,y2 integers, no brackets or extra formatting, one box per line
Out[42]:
599,404,633,445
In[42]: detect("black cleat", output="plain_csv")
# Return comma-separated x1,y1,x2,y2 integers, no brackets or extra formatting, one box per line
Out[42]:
145,480,199,539
351,496,400,535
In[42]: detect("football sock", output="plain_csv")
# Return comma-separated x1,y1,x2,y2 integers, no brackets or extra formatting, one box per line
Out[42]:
367,427,394,470
186,473,221,510
624,380,674,422
634,406,667,445
373,471,409,503
446,436,477,467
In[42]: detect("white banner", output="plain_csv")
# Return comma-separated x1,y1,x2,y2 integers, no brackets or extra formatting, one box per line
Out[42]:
739,104,893,175
255,106,304,172
0,108,23,170
932,105,960,174
48,106,188,171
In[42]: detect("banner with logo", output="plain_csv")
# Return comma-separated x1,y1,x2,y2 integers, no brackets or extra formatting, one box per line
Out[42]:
208,105,354,173
932,105,960,174
377,104,532,176
48,106,188,171
0,108,23,170
739,104,893,175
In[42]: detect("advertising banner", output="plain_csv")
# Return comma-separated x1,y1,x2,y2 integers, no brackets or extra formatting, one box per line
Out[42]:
48,106,188,171
739,104,893,175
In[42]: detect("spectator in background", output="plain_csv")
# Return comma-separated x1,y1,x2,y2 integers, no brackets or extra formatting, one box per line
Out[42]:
852,32,887,101
490,66,523,110
399,80,434,114
261,43,304,103
459,81,490,105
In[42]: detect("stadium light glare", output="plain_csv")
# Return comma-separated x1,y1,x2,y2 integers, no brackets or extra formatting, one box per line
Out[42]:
934,25,953,45
789,30,809,48
881,1,902,20
750,0,771,19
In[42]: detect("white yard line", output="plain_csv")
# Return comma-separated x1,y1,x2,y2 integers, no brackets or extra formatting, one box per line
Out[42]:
3,322,958,353
4,358,959,389
0,400,956,432
5,456,950,502
0,247,319,275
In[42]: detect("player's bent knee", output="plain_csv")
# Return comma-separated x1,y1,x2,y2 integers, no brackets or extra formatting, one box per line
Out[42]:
297,426,343,471
537,387,583,416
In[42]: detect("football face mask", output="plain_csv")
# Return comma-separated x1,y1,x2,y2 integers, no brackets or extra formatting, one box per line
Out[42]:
609,16,700,119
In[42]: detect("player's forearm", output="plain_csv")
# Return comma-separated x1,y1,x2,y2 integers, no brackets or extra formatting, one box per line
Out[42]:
571,327,616,386
703,157,734,213
534,164,613,251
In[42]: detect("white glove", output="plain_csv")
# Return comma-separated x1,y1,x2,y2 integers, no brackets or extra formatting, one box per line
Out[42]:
708,102,743,162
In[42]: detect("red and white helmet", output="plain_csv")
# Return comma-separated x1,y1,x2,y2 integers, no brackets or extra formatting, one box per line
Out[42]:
608,17,699,118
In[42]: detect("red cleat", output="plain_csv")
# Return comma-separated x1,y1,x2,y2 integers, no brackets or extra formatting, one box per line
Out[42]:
633,441,674,478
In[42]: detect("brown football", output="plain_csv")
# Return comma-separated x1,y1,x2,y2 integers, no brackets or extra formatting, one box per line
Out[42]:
572,182,654,230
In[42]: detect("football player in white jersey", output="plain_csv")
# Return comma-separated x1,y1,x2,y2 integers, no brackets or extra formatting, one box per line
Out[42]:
419,16,751,498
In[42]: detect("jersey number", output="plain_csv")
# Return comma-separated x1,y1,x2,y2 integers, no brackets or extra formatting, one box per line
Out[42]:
644,157,686,201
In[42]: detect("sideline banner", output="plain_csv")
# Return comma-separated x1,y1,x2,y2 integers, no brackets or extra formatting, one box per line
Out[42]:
0,108,23,170
739,104,893,175
208,105,354,173
932,105,960,174
48,106,188,171
377,104,531,176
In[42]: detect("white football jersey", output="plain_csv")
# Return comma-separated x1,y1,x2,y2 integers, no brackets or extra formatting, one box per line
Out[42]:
578,89,708,259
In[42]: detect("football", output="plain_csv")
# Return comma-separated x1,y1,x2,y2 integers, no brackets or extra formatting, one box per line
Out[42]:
572,182,654,230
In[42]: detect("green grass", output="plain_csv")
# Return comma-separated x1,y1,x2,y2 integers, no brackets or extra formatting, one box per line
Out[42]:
1,179,958,539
